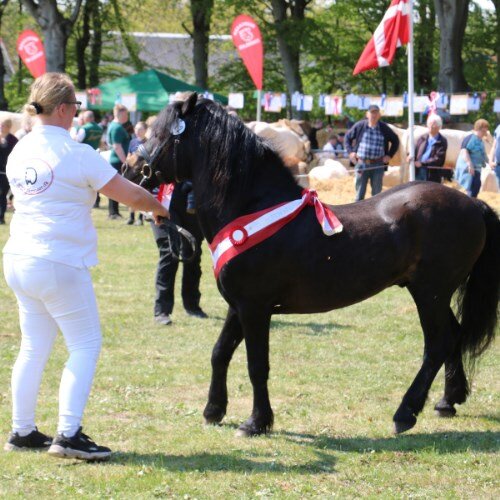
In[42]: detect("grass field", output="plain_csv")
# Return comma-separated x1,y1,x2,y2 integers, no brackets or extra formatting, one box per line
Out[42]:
0,203,498,498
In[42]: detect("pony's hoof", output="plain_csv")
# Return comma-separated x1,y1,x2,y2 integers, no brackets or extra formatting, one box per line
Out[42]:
203,403,226,425
393,415,417,434
235,420,270,438
235,426,253,438
434,399,457,418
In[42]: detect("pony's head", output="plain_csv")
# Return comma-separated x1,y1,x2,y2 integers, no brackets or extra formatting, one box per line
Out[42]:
122,92,199,190
123,92,283,213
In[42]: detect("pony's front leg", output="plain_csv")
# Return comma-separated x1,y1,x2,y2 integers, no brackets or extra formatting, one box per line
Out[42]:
203,307,244,425
236,308,273,437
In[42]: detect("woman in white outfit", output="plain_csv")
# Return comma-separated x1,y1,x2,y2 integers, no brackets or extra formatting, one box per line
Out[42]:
2,73,169,461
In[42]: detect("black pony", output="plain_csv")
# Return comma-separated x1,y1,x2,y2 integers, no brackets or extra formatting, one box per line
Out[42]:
125,93,499,436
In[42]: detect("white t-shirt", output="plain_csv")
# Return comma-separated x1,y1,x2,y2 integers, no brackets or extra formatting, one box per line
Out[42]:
3,125,117,268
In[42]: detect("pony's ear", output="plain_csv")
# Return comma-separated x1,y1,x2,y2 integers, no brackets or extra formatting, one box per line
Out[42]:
181,92,198,117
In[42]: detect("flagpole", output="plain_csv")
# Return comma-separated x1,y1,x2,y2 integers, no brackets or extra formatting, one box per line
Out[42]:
407,0,415,182
256,89,262,121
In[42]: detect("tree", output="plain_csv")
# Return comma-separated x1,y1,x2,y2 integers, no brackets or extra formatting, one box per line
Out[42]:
21,0,83,72
184,0,214,89
415,0,436,92
74,0,102,89
109,0,144,73
270,0,310,105
493,0,500,90
434,0,470,92
0,0,10,110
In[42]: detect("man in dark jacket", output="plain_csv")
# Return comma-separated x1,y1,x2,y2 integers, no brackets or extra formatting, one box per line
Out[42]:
150,181,207,326
345,104,400,201
412,114,448,183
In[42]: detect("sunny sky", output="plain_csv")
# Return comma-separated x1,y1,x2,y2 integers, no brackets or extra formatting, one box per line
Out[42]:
474,0,493,9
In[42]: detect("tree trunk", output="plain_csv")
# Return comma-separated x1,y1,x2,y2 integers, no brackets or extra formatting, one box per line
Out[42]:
416,0,435,91
434,0,470,92
22,0,83,73
270,0,308,118
110,0,144,73
190,0,213,89
0,0,9,110
88,0,101,88
75,0,92,89
494,0,500,91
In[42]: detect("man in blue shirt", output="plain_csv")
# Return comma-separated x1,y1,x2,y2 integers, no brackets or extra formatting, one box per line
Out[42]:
345,104,399,201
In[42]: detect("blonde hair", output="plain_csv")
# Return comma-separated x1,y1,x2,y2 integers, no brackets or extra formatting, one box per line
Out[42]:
113,104,128,117
474,119,489,131
23,72,75,116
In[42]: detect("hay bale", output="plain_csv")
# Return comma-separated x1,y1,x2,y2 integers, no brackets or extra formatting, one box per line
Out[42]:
481,167,499,193
383,166,401,188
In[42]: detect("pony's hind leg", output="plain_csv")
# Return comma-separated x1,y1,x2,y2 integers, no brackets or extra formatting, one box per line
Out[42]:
393,291,454,434
236,308,273,437
435,309,469,417
203,307,244,425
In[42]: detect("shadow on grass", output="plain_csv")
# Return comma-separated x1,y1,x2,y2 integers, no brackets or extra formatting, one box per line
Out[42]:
112,450,337,473
279,430,500,454
271,318,350,336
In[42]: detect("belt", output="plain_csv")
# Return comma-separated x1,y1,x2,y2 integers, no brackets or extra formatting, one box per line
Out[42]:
358,157,384,164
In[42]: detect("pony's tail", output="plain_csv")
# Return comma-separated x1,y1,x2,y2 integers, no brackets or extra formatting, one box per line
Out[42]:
456,200,499,374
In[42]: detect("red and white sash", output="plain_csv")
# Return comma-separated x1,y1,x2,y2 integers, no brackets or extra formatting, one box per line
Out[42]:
208,189,343,279
157,183,175,209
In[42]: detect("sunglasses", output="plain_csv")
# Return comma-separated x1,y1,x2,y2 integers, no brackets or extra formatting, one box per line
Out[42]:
62,101,82,109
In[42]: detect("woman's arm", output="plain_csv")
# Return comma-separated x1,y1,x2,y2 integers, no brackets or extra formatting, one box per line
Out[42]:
100,174,169,223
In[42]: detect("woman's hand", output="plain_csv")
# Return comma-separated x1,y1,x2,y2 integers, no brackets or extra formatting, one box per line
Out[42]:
153,206,170,225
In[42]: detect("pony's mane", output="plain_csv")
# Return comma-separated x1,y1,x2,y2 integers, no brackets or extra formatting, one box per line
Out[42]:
153,98,295,212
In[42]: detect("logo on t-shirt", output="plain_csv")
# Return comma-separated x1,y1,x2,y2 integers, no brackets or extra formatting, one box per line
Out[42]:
12,158,54,195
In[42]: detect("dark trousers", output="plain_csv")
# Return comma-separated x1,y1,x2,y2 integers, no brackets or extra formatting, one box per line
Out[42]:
108,163,121,215
0,174,9,221
150,213,203,316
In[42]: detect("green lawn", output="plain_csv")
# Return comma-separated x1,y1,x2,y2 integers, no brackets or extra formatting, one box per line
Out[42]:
0,205,498,498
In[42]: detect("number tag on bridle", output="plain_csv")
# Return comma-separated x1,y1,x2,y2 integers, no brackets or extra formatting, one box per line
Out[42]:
170,119,186,136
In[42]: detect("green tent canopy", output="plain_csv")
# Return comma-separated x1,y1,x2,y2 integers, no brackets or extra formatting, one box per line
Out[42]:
89,69,227,111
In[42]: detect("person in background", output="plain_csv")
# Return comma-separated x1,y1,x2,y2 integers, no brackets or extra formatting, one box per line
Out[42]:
98,113,112,149
126,121,148,225
344,104,399,201
2,73,169,460
14,115,33,140
455,119,489,198
73,110,103,149
106,104,130,219
152,181,207,326
489,122,500,189
337,132,347,158
69,111,84,140
74,111,104,208
410,114,448,183
307,119,324,150
322,132,344,157
0,118,18,225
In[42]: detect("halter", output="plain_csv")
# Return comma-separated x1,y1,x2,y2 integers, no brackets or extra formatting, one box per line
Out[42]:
124,131,182,187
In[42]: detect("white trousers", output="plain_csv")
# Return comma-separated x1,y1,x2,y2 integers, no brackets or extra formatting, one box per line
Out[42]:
3,254,102,436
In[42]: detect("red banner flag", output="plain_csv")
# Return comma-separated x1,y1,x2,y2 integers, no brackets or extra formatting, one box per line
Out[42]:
353,0,410,75
17,30,46,78
231,15,263,90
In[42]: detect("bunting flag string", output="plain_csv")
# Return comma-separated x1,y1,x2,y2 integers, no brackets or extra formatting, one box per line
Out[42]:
224,89,496,115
